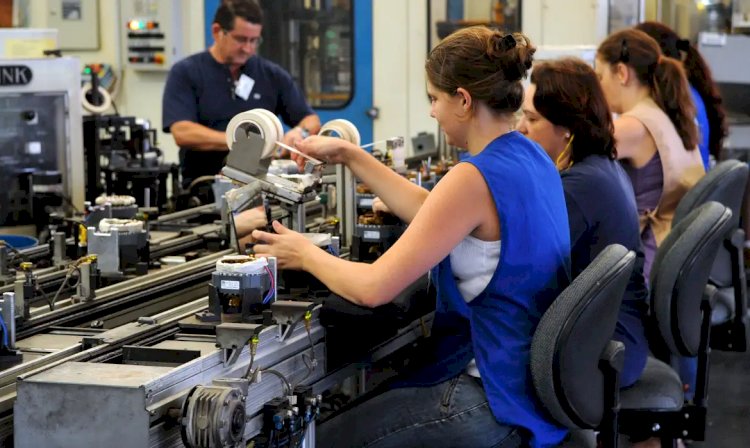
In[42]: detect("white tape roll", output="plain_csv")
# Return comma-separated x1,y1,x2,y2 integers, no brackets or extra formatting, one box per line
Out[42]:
225,109,283,159
81,83,112,114
319,119,361,147
216,255,268,274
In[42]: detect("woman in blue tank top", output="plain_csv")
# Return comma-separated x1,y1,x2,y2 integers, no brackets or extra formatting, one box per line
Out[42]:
518,58,649,389
252,27,571,448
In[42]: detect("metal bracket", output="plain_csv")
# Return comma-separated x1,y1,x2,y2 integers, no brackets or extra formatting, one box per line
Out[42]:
215,322,264,366
271,300,315,342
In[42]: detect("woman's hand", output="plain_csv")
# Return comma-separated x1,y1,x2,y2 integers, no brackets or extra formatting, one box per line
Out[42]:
233,206,268,237
372,197,392,214
251,221,316,270
293,136,353,171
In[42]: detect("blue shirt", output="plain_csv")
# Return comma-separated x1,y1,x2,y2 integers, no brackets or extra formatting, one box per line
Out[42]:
402,132,571,447
562,155,649,388
162,51,314,186
690,85,710,170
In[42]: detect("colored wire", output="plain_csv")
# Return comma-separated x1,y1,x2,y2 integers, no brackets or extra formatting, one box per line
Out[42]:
262,264,275,304
0,312,8,347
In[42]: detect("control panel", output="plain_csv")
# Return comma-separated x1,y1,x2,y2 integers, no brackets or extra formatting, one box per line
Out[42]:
119,0,185,71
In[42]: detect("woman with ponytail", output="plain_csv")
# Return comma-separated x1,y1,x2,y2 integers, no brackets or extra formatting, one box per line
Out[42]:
596,28,705,278
518,57,649,388
256,26,571,447
636,21,729,168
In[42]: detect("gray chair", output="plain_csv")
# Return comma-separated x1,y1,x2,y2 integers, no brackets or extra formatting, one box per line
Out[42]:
531,244,636,448
619,202,734,446
673,159,749,351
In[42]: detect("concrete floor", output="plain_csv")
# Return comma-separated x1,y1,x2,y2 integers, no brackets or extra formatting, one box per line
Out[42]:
691,349,750,447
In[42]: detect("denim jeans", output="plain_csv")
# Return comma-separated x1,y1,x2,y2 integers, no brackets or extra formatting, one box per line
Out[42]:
317,373,524,448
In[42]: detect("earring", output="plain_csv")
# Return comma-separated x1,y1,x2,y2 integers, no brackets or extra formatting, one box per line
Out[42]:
564,132,571,139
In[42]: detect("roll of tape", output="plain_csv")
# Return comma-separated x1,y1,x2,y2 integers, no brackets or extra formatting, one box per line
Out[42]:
319,119,361,147
81,83,112,114
225,109,282,159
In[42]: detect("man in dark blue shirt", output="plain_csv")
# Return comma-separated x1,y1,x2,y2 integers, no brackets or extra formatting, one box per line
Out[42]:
162,0,320,190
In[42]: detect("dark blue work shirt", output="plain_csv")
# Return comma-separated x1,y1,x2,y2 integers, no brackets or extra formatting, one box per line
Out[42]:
162,51,314,187
562,154,649,388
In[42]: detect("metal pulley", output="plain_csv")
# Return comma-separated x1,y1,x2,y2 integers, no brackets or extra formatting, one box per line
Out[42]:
180,385,247,448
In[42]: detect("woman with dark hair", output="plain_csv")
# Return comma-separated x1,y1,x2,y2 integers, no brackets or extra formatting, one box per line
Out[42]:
518,57,648,388
596,28,705,278
252,26,571,447
636,21,729,169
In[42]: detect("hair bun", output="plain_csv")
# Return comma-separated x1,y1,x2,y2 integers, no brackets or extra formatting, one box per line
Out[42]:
489,32,517,57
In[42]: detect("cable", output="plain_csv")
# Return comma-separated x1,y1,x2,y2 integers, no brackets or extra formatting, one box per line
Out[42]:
263,368,292,396
244,335,259,380
262,265,275,304
297,312,317,385
228,212,243,255
49,263,82,311
0,312,8,347
36,286,53,309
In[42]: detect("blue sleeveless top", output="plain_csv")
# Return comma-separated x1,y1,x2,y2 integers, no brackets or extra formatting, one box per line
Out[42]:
400,132,571,447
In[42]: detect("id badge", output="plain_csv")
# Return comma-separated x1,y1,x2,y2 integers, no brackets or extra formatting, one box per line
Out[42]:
235,74,255,101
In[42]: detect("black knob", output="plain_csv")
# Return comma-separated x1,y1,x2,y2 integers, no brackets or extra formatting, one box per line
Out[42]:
21,110,36,122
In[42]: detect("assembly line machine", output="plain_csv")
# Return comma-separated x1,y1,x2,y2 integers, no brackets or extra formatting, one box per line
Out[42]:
5,110,435,448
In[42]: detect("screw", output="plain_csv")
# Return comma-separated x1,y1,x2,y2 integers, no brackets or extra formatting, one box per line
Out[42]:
684,413,690,419
652,423,661,432
682,430,688,437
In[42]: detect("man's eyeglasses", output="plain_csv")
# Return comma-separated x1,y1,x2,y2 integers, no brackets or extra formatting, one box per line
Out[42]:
223,30,263,47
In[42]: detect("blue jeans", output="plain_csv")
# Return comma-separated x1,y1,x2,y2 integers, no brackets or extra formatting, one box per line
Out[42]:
317,373,524,448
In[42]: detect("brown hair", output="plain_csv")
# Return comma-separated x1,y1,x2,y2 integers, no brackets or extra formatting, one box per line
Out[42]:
635,21,728,160
214,0,263,29
426,27,535,114
530,58,616,163
597,28,698,151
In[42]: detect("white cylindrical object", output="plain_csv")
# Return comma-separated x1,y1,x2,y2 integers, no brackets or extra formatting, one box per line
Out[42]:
99,218,143,233
216,255,268,274
319,119,361,147
225,109,283,159
81,83,112,114
95,194,136,207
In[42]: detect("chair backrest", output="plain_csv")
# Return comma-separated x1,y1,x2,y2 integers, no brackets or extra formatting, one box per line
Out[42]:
531,244,635,430
673,160,749,286
650,201,733,356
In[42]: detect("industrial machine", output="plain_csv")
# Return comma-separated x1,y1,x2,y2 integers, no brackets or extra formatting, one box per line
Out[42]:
83,114,178,210
0,57,84,232
10,111,434,448
698,32,750,159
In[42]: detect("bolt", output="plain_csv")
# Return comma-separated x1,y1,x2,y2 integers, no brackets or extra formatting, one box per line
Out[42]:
684,413,690,419
682,430,688,437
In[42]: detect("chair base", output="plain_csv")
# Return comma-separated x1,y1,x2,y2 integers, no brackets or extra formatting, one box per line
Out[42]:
619,404,706,443
710,314,748,352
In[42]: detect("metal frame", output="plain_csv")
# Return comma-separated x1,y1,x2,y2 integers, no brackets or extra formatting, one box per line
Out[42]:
0,57,84,210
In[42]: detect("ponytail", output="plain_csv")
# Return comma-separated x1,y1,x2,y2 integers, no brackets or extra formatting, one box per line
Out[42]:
635,21,729,159
683,44,729,160
651,56,699,151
